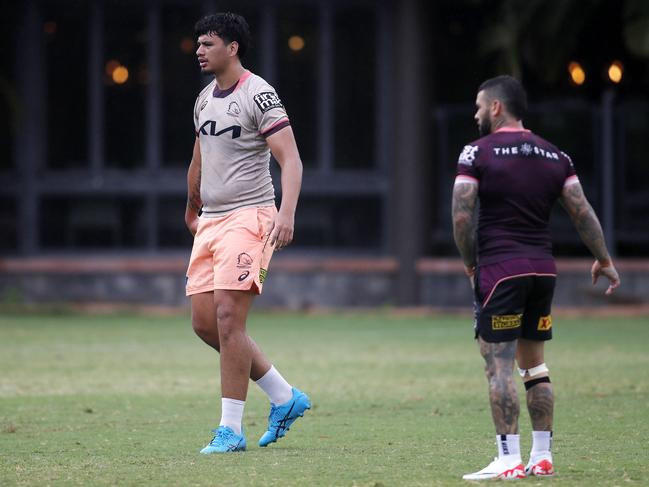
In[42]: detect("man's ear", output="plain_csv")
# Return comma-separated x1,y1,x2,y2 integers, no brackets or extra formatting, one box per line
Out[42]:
229,41,239,57
491,99,502,117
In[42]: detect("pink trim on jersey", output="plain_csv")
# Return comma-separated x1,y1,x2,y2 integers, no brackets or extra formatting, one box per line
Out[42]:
234,70,252,92
563,175,580,187
455,175,479,185
260,117,290,136
482,272,557,309
494,127,531,133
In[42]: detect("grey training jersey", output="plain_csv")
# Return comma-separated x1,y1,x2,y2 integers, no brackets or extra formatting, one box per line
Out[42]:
193,70,290,216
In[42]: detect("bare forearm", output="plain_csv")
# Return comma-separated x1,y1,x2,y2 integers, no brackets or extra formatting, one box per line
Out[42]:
187,166,201,211
278,158,302,216
452,182,478,267
185,157,202,230
561,184,611,263
573,209,610,263
454,219,476,267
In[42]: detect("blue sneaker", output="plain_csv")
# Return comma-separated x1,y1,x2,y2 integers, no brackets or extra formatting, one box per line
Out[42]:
200,426,246,454
258,387,311,447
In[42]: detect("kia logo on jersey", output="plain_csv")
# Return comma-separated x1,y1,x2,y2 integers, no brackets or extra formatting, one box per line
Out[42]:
198,121,241,139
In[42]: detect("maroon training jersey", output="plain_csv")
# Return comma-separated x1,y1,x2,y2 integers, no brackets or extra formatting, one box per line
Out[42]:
455,127,579,265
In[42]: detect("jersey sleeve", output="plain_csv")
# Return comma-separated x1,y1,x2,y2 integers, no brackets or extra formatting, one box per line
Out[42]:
559,150,579,187
250,83,290,138
455,143,482,184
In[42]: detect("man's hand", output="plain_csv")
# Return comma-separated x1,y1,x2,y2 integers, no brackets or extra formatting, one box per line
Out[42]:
591,260,620,295
270,211,294,250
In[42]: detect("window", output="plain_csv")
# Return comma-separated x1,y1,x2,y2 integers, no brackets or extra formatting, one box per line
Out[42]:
157,196,193,248
104,3,146,168
40,195,146,249
0,1,18,172
43,1,89,168
162,4,206,167
276,5,318,168
333,5,376,169
295,195,382,248
0,197,17,252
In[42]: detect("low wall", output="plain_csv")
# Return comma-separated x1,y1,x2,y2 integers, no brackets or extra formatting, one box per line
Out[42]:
0,256,647,309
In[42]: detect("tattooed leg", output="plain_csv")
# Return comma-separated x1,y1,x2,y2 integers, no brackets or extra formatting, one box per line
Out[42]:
479,337,519,434
517,338,553,431
525,382,553,431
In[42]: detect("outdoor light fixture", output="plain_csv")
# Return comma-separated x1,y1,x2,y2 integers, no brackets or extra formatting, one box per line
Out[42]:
568,61,586,86
104,59,129,85
111,65,129,84
288,35,305,52
607,61,623,84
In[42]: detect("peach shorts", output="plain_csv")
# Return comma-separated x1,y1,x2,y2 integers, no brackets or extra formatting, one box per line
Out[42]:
185,206,276,296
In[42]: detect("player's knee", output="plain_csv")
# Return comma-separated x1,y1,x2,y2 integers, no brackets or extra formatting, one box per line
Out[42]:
192,318,219,345
483,363,513,385
216,305,243,342
518,362,549,379
519,362,551,390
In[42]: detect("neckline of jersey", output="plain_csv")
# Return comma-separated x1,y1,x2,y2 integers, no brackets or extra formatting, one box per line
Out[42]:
212,70,252,98
494,127,531,133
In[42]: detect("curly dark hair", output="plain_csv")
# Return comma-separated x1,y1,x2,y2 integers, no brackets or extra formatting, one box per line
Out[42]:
194,12,251,59
478,75,528,121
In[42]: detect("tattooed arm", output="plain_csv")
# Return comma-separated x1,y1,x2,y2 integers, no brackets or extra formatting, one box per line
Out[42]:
559,182,620,294
452,181,479,276
185,137,202,236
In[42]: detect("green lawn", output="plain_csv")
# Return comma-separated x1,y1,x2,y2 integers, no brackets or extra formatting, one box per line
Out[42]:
1,311,648,486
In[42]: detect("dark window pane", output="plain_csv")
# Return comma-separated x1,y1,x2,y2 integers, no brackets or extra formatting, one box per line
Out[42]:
333,6,375,169
104,3,146,168
162,4,206,167
40,196,146,249
0,197,17,252
43,1,88,169
617,100,649,255
276,6,318,167
157,196,193,248
0,2,18,172
294,196,382,249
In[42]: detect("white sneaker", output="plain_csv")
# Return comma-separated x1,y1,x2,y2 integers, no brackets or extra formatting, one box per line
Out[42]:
525,456,555,477
463,457,526,480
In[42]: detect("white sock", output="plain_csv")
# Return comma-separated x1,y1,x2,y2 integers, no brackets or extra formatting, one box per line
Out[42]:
219,398,245,435
255,365,293,405
530,430,552,459
497,434,521,461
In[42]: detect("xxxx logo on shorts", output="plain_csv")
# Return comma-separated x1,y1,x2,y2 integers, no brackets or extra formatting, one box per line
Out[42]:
491,314,522,330
537,315,552,331
259,268,268,284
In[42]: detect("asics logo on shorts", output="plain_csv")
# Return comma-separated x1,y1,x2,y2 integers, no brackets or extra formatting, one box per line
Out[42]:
238,271,250,281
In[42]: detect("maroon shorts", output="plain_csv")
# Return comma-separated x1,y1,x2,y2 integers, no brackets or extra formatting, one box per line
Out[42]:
473,258,557,343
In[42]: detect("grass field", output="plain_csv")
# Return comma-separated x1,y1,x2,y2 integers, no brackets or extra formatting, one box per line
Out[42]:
1,310,648,486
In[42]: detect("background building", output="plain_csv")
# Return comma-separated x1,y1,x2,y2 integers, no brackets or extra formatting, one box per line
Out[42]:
1,0,648,307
